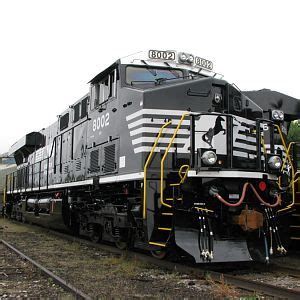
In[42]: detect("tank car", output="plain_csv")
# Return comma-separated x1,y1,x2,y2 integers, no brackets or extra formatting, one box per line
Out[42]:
4,50,297,263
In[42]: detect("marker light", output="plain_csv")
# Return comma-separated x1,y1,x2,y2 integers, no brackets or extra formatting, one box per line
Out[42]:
258,181,267,192
272,110,284,121
202,151,217,166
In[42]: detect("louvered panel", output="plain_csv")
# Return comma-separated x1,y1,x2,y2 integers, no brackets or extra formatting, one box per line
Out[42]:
90,149,100,173
76,160,82,171
103,144,116,173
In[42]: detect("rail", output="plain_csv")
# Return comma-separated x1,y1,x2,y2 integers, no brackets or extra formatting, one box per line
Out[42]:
1,239,91,299
143,120,172,219
10,222,300,300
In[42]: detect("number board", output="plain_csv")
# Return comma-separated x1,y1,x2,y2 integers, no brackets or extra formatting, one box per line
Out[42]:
195,57,213,71
148,50,176,61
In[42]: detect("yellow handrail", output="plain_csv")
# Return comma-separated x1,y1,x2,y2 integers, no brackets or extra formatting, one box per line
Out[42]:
274,124,296,213
143,121,172,219
281,142,295,172
160,113,189,208
178,164,190,184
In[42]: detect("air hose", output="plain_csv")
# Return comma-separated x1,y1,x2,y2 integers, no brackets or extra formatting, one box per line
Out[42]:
210,182,281,208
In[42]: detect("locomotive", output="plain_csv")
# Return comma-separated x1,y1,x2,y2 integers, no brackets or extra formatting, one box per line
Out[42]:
4,50,297,263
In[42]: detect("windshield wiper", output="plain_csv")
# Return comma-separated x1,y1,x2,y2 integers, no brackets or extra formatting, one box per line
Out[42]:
130,80,156,86
155,77,167,85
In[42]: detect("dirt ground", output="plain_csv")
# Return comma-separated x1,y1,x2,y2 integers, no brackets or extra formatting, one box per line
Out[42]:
0,218,259,299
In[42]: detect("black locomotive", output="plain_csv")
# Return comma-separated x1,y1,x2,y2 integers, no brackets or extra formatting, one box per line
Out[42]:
4,50,297,263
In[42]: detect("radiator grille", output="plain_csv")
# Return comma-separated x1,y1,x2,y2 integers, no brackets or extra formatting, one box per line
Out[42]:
90,149,100,173
103,144,116,173
76,160,82,171
64,165,69,174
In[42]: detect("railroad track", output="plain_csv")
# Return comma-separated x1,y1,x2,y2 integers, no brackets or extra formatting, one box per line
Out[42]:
0,239,91,300
3,220,300,299
44,228,300,299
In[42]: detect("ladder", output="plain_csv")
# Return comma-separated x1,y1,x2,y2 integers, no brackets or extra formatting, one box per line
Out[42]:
148,113,189,248
149,165,190,247
288,143,300,241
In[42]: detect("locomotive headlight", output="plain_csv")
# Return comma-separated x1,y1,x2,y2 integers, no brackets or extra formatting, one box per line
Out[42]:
272,110,284,121
268,156,282,170
214,93,222,104
201,151,217,166
188,54,194,63
179,53,187,62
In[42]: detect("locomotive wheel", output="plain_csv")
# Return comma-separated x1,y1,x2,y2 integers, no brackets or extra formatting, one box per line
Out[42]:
115,241,128,250
90,225,102,243
150,249,167,259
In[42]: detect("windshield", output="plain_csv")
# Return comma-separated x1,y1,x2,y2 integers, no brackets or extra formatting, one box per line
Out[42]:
126,66,183,85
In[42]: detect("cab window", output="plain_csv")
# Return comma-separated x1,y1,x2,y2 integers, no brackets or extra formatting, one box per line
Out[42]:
126,66,183,85
90,68,119,110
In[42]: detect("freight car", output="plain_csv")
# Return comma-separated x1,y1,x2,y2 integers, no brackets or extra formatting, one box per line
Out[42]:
4,50,297,263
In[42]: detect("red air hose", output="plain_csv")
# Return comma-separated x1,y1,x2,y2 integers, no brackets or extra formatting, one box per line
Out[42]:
249,183,282,207
214,182,249,207
214,182,281,208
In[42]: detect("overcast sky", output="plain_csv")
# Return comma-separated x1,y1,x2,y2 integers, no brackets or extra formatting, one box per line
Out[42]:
0,0,299,154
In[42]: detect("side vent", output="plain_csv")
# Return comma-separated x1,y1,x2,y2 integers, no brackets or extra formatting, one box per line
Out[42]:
103,144,116,173
64,165,69,174
76,160,82,172
90,149,100,173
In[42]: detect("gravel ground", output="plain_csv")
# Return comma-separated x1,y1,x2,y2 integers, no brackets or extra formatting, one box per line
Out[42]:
0,218,257,299
239,271,300,291
0,241,72,299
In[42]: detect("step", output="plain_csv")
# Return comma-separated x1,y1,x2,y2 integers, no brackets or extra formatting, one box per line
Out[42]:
149,241,166,247
165,197,182,201
161,212,173,216
290,225,300,228
290,237,300,240
158,227,172,231
169,183,180,187
292,214,300,217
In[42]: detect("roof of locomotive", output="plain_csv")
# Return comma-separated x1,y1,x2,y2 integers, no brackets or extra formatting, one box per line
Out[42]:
89,50,223,84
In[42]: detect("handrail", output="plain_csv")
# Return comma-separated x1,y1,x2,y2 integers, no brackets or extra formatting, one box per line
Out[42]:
281,142,296,172
274,124,296,213
160,113,189,208
178,164,190,184
143,121,172,219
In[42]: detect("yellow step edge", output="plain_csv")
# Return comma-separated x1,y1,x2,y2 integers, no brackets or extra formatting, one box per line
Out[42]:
290,237,300,240
166,198,174,201
290,225,300,228
149,242,166,247
158,227,172,231
162,213,173,215
170,183,180,186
